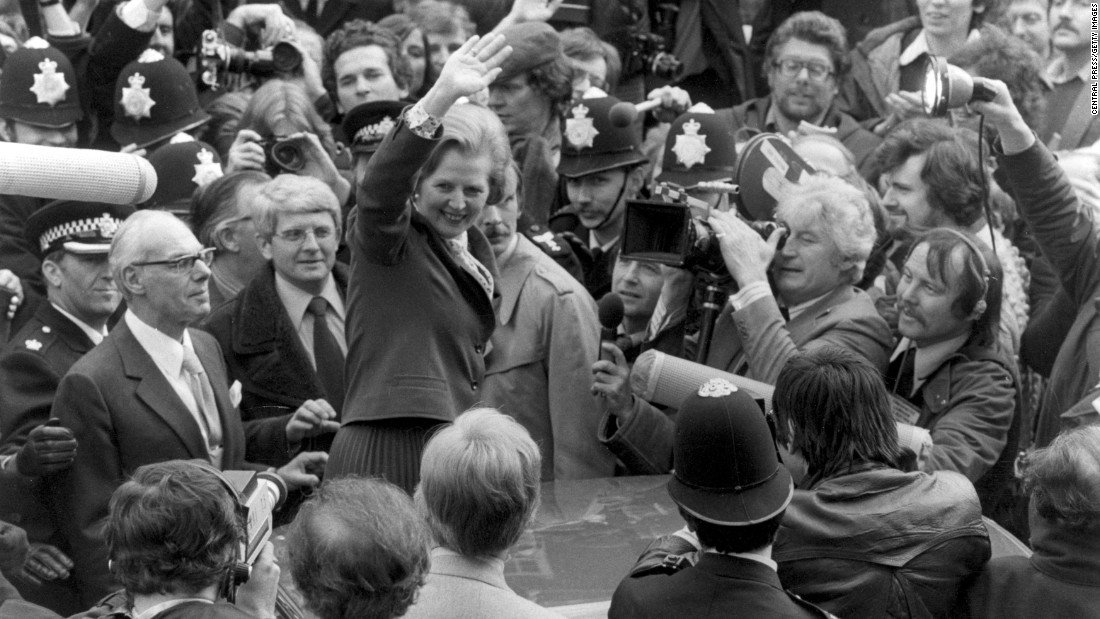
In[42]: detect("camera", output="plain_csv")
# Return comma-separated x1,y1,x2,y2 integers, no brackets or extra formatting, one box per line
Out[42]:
260,137,307,176
622,32,684,81
200,30,302,89
621,199,787,276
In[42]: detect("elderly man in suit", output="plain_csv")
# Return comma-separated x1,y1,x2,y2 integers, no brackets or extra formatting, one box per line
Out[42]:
594,174,893,474
0,201,131,615
50,210,325,607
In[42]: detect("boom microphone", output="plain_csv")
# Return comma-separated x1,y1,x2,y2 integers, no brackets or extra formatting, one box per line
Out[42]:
0,142,157,204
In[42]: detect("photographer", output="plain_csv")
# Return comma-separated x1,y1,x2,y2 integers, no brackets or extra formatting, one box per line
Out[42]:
85,460,280,619
593,175,892,474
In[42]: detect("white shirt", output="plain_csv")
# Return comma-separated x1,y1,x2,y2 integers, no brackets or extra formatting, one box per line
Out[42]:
51,303,107,345
898,28,981,68
124,310,219,449
274,272,347,368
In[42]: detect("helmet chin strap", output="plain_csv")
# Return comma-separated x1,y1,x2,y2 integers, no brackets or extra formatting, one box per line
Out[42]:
592,168,632,234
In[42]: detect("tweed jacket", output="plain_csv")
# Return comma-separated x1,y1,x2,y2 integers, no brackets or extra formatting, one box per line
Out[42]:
404,548,565,619
344,117,498,425
201,263,349,463
49,321,259,607
840,16,922,122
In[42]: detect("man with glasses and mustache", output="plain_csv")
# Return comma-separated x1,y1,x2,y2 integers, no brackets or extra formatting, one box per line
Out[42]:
48,210,325,607
0,201,130,615
717,12,880,177
1042,0,1099,149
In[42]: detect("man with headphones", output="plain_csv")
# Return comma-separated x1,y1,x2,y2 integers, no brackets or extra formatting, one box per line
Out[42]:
887,228,1023,534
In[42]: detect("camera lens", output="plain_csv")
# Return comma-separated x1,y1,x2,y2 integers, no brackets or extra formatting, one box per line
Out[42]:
272,42,303,73
271,140,306,172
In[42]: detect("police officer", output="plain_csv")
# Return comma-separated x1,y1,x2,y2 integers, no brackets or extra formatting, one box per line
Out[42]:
143,137,224,219
0,200,132,615
109,49,210,152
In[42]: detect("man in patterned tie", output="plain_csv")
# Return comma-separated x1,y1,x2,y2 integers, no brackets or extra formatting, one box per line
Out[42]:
49,210,325,606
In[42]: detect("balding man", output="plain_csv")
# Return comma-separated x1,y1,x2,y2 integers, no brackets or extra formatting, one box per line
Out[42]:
50,210,324,606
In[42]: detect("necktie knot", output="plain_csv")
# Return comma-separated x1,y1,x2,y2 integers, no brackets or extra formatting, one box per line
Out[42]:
182,348,204,376
307,296,328,318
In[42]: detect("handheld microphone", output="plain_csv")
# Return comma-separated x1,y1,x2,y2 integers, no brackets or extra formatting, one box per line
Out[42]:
597,292,624,361
0,142,157,204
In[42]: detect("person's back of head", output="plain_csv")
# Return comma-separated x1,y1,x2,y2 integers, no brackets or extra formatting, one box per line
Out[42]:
286,477,430,619
416,407,541,558
774,347,903,482
105,460,241,597
1026,424,1100,533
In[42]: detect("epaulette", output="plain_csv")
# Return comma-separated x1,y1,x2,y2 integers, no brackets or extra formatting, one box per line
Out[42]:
16,322,58,353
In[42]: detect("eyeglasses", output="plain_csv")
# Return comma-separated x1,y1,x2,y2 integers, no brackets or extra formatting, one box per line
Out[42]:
132,247,216,273
273,226,335,244
772,59,834,81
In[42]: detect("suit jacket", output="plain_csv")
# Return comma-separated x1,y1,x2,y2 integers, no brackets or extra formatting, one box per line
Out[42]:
345,117,497,425
599,285,892,474
481,235,613,481
50,320,258,607
610,553,831,619
264,0,392,38
201,263,349,463
403,548,564,619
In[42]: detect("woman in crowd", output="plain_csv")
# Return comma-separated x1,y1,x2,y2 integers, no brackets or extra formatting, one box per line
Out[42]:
324,33,512,491
378,12,432,99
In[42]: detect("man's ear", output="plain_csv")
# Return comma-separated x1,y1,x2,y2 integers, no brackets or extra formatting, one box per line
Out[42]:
41,257,63,289
214,226,239,254
120,265,144,297
626,165,647,197
259,236,274,262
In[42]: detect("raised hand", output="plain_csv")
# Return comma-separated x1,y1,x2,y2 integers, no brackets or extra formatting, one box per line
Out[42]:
504,0,564,24
423,34,512,116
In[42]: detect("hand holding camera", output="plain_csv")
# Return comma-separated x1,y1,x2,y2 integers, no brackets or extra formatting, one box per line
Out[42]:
707,210,786,290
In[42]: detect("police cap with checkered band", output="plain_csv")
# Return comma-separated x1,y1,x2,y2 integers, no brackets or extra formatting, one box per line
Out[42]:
25,200,134,258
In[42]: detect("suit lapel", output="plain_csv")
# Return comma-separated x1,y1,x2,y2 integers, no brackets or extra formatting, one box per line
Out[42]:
115,322,207,459
786,286,853,345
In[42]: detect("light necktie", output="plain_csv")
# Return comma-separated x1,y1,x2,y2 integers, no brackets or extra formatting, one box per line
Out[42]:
306,296,345,416
447,239,494,302
181,347,223,464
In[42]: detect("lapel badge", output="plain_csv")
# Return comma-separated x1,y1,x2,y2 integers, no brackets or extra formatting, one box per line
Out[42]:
96,213,119,238
24,339,42,351
30,57,70,106
672,118,711,169
192,148,224,186
565,104,599,149
121,73,156,121
698,378,736,398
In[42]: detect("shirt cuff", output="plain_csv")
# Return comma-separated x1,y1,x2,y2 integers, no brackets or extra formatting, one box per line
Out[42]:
404,101,442,139
117,0,160,31
728,281,771,312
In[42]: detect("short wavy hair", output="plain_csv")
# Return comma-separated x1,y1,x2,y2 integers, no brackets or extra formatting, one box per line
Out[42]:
1026,425,1100,530
414,103,511,205
105,461,242,596
561,26,622,94
764,11,850,80
190,170,271,250
950,24,1047,132
526,54,574,113
775,347,902,481
287,478,430,619
237,79,339,161
774,173,877,284
416,408,541,557
874,119,986,228
905,228,1005,348
323,19,412,101
252,174,342,240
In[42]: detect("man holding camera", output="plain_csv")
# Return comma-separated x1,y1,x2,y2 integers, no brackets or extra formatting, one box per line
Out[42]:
593,175,892,474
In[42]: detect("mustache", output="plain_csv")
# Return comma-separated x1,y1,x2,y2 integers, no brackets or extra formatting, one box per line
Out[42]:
1053,21,1079,34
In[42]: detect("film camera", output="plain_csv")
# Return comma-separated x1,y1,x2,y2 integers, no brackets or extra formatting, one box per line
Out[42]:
622,197,786,275
259,137,307,176
200,29,302,89
622,31,683,81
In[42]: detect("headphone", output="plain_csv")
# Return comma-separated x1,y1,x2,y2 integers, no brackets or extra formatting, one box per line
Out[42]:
937,228,991,319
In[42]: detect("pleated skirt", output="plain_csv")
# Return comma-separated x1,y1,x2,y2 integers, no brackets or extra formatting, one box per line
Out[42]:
325,419,446,494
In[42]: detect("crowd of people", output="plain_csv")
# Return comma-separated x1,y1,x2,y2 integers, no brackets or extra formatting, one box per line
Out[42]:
0,0,1098,617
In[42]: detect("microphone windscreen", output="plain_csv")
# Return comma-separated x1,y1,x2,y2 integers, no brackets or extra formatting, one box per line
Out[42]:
631,349,775,411
597,292,625,331
0,142,158,204
608,101,638,128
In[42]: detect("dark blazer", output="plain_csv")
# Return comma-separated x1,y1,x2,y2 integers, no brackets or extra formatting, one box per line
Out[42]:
344,117,498,425
50,320,256,607
201,263,349,462
270,0,393,38
610,553,832,619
